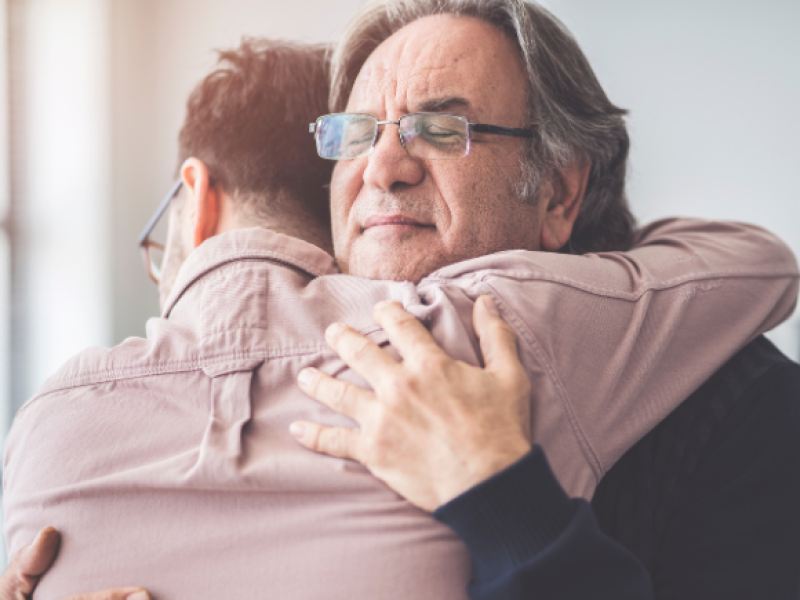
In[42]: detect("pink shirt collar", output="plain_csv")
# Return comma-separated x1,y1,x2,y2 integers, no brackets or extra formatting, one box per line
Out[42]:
162,227,339,318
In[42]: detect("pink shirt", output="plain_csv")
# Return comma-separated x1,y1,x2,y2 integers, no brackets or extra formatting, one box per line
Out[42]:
4,218,797,599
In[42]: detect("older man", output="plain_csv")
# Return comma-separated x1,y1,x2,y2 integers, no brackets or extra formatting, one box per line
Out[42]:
2,7,798,600
291,1,800,598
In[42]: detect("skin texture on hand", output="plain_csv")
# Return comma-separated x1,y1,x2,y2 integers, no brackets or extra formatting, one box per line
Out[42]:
0,527,149,600
292,295,532,512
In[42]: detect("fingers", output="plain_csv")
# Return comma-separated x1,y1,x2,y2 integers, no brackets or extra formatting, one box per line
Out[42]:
474,295,532,441
16,526,60,577
473,296,525,380
297,367,372,420
289,421,360,461
0,526,60,600
0,527,148,600
324,321,399,389
63,588,150,600
372,301,443,362
294,355,368,462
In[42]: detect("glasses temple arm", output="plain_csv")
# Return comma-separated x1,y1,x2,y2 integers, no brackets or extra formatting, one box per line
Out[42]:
138,179,183,246
469,124,536,138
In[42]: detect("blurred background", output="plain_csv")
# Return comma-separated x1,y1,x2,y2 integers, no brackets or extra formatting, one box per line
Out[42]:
0,0,797,565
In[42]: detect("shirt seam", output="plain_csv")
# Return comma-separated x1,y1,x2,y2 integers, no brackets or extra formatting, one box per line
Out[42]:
28,345,331,401
484,282,604,484
426,269,798,302
29,323,387,402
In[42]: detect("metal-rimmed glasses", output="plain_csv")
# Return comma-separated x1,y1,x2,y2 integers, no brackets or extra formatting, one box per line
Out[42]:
309,112,535,161
138,180,183,284
139,177,218,283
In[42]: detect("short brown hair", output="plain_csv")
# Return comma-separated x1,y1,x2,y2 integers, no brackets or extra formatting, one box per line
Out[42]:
331,0,636,254
178,38,333,224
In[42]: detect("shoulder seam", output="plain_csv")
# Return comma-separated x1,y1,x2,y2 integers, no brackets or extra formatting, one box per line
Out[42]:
422,270,799,303
485,282,604,484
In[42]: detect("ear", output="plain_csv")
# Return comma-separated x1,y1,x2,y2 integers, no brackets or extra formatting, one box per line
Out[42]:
540,160,591,252
180,158,220,249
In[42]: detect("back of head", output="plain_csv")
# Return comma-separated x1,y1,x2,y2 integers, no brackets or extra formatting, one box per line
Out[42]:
330,0,636,254
178,38,333,235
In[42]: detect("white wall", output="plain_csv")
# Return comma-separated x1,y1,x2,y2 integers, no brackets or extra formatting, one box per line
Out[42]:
11,0,112,400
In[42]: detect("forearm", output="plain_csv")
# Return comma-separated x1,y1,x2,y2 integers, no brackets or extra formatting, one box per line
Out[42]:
424,218,798,495
434,447,652,600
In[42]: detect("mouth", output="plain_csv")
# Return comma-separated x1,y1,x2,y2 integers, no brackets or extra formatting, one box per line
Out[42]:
363,214,432,230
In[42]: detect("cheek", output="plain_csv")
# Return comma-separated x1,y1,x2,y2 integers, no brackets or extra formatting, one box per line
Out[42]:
430,159,497,234
330,164,357,224
330,160,365,249
437,152,539,252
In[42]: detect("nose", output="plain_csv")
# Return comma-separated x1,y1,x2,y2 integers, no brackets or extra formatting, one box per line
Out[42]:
362,124,425,192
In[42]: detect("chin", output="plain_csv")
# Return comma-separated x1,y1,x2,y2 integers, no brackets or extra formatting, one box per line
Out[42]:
340,235,455,282
349,254,444,283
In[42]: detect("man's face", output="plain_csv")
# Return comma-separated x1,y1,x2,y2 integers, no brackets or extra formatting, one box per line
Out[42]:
330,14,547,282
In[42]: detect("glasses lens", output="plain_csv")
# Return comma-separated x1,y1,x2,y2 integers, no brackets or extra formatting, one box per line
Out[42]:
400,114,469,160
146,206,169,281
316,114,377,160
147,243,165,282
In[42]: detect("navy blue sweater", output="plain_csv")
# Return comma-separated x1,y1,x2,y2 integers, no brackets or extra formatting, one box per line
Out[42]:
435,336,800,600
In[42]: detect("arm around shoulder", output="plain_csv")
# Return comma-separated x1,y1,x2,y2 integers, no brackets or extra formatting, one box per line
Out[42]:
475,217,798,495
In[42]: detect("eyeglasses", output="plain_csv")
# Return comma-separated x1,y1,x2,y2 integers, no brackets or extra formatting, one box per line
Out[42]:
309,112,535,161
138,180,182,284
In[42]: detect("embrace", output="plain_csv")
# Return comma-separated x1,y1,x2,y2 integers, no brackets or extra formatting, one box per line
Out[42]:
2,1,799,599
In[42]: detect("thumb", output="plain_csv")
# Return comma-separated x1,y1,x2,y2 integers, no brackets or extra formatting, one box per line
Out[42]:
16,527,60,576
0,526,60,599
473,296,524,378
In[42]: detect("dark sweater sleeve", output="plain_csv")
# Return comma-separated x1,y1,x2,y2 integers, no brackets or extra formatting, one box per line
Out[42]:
434,446,653,600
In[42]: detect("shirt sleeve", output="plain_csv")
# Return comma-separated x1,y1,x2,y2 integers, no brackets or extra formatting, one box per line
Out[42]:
425,218,799,496
434,446,653,600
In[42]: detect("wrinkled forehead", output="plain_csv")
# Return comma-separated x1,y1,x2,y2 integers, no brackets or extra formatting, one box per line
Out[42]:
346,14,528,123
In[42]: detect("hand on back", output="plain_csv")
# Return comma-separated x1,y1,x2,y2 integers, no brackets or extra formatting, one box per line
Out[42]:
292,295,532,511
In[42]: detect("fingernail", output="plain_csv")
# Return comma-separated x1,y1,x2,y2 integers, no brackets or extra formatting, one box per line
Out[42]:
297,368,314,387
482,295,499,316
375,300,402,312
30,526,57,549
126,592,150,600
289,422,305,439
325,322,345,339
32,527,47,545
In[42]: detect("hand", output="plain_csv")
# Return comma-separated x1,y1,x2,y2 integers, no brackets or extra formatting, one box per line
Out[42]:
291,295,532,511
0,527,150,600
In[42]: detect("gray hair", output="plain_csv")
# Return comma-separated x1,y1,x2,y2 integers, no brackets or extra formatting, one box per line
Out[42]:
330,0,636,254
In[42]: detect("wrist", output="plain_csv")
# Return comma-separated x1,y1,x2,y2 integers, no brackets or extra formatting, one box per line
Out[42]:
434,446,576,583
438,441,531,509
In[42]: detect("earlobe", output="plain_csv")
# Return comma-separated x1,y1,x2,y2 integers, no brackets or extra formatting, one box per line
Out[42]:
540,160,590,252
180,158,219,249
